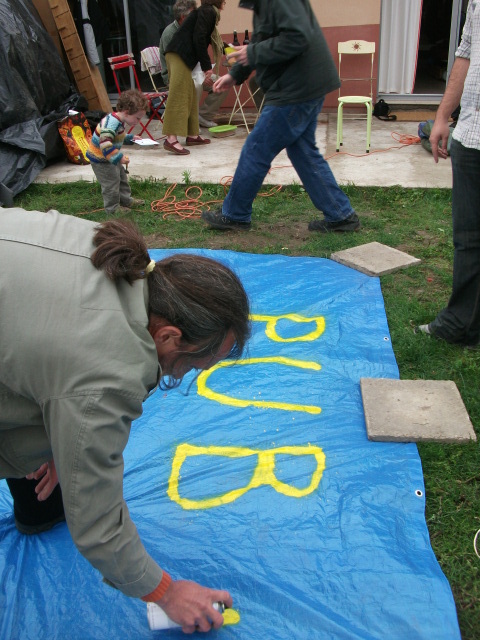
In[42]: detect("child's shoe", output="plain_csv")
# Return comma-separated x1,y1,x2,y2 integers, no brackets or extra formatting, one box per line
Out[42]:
127,198,145,207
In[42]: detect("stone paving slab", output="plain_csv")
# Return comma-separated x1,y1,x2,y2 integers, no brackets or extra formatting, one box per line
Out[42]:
330,241,421,276
360,378,477,443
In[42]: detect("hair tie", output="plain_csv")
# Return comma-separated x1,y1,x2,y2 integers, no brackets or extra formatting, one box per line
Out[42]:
145,259,156,275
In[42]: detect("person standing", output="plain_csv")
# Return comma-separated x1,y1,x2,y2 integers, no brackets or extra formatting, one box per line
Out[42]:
86,89,147,214
416,0,480,348
159,0,227,129
162,0,226,155
0,209,250,631
201,0,359,232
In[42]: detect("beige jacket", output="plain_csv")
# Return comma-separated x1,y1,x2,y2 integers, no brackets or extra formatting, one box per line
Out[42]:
0,208,164,598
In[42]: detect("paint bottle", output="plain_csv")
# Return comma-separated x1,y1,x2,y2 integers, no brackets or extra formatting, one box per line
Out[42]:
233,30,240,46
146,602,225,630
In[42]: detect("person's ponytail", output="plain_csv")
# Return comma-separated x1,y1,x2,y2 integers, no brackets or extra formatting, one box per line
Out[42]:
91,219,151,284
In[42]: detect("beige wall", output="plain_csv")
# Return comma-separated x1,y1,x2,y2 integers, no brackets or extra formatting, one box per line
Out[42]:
313,0,381,27
216,1,381,109
219,0,381,35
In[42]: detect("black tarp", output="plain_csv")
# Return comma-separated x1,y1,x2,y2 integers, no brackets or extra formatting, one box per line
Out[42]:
0,0,78,202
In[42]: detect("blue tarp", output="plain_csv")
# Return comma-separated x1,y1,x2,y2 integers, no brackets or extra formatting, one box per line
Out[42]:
0,250,460,639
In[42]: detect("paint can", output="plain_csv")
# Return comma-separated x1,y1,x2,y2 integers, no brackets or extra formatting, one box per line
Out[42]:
146,601,225,630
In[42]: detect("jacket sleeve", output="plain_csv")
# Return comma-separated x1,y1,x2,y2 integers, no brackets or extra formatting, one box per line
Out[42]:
193,8,216,71
42,391,165,599
247,2,312,67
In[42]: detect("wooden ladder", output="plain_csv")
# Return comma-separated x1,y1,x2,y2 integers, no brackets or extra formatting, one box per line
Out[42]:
48,0,111,112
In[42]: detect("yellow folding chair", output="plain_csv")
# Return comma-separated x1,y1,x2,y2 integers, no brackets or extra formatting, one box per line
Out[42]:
336,40,376,153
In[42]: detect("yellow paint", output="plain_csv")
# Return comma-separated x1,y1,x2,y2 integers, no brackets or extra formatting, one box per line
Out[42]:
168,444,326,510
251,313,325,342
71,125,90,162
197,357,322,414
223,608,240,625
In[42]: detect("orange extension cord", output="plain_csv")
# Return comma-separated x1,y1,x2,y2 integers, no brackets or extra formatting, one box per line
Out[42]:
325,131,421,160
151,178,282,220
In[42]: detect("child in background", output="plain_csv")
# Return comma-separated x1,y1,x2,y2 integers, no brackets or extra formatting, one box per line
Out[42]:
87,89,148,215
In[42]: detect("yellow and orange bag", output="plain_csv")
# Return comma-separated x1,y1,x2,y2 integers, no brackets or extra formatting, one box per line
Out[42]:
57,112,92,165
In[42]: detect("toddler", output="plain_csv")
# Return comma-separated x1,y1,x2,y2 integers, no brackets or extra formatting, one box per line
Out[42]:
87,89,148,214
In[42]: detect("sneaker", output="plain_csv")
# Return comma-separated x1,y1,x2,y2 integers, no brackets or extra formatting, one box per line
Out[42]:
127,198,145,207
414,324,432,335
198,115,218,128
201,208,251,231
308,213,361,233
110,206,131,215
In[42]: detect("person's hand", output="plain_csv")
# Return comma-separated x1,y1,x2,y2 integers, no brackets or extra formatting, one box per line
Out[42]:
121,155,130,165
133,135,142,141
156,579,233,634
203,74,214,88
429,119,451,163
213,74,235,93
26,459,59,501
227,44,248,66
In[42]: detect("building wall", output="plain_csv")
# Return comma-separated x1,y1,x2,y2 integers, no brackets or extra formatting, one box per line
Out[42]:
216,0,381,110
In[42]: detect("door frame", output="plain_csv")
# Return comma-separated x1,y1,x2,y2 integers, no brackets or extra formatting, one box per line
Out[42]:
378,0,462,103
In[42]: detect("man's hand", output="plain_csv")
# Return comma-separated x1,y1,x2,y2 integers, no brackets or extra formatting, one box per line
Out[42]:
429,119,451,163
213,74,235,93
156,579,233,634
26,459,59,501
227,44,248,66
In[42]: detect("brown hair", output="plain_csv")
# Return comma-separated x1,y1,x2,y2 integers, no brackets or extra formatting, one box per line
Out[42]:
91,219,250,376
201,0,224,8
116,89,148,114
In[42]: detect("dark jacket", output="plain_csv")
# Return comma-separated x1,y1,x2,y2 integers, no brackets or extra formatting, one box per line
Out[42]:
165,5,217,72
229,0,340,106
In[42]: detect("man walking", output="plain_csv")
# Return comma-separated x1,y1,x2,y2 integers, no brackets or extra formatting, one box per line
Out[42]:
201,0,359,233
416,0,480,348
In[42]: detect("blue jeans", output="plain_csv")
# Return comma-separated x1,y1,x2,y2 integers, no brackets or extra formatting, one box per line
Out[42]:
223,98,354,223
429,138,480,345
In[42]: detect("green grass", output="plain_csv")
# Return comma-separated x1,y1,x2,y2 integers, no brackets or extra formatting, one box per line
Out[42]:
14,180,480,638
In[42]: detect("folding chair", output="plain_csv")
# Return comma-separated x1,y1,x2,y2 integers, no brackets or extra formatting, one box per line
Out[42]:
336,40,376,153
228,82,264,133
107,53,168,141
140,47,165,92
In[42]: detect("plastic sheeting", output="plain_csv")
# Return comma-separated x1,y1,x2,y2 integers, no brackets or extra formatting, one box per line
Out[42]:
0,0,74,197
0,251,461,640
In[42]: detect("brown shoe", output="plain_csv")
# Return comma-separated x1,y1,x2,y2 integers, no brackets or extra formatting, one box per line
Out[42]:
164,139,190,155
127,198,145,207
186,136,211,146
110,206,131,216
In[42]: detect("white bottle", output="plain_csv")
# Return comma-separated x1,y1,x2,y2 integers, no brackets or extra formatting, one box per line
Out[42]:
146,602,225,630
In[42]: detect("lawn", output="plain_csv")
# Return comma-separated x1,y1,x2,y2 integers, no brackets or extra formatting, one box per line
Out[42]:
14,179,480,638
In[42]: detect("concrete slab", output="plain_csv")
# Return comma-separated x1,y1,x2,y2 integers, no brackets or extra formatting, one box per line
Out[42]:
330,241,421,276
360,378,477,443
34,112,453,189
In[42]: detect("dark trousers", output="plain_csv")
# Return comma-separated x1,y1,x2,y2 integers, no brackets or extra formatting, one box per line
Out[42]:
6,477,64,528
430,139,480,346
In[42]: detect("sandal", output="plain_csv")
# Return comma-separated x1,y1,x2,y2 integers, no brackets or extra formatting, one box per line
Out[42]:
186,136,211,146
164,139,190,155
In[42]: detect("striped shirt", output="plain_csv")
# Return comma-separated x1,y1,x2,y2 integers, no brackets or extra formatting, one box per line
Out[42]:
86,113,133,164
453,0,480,149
